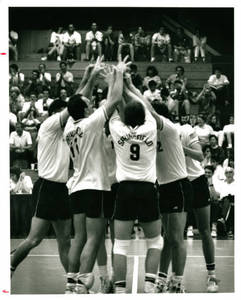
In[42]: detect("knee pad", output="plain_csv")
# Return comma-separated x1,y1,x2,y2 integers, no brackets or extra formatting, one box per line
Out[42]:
113,239,131,256
146,235,163,250
77,272,94,289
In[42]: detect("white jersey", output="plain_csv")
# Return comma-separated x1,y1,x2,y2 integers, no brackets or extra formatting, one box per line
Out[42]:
37,113,70,183
109,110,157,183
156,116,187,185
103,131,117,185
179,124,204,181
64,106,110,194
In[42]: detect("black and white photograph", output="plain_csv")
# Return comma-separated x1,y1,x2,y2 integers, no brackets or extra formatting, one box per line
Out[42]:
0,0,239,296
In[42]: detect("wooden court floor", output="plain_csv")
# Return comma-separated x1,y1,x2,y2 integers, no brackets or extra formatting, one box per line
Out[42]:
11,238,234,294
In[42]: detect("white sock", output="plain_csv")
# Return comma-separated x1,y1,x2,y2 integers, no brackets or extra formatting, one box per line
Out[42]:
172,275,183,285
77,273,94,289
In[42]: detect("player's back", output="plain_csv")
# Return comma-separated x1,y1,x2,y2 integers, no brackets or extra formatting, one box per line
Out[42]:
156,116,187,185
64,107,110,193
109,110,157,183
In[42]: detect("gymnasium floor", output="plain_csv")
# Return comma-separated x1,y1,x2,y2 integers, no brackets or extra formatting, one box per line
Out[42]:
11,236,234,294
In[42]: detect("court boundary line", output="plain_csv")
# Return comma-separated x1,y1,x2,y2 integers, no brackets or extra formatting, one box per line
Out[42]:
132,256,139,294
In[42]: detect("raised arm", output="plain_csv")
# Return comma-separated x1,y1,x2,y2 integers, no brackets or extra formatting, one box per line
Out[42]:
182,142,204,162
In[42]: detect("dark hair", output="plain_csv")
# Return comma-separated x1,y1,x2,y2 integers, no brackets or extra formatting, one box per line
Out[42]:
176,65,184,73
146,65,158,76
202,144,211,153
32,70,40,78
10,166,21,179
16,122,23,128
59,61,67,68
209,134,218,142
10,64,19,72
161,87,169,98
67,94,88,120
197,113,206,122
124,101,145,128
151,101,170,118
130,64,138,72
48,99,67,116
204,165,214,173
42,86,50,93
148,80,157,88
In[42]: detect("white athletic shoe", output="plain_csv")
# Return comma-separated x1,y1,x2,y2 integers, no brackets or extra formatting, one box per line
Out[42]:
207,277,219,293
74,282,88,294
144,281,156,293
99,277,113,293
155,278,168,293
65,283,76,294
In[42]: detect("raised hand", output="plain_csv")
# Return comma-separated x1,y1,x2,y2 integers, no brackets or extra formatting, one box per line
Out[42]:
117,55,132,73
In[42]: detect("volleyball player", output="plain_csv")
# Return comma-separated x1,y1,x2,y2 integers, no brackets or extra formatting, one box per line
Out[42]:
64,58,128,294
11,99,72,278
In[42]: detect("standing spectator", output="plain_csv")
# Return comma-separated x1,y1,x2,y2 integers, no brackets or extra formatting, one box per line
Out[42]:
9,30,19,61
143,65,162,90
63,24,82,62
129,64,143,92
10,122,32,168
194,114,213,147
170,80,190,115
192,28,207,63
38,63,52,90
103,26,115,61
134,26,151,61
173,27,191,63
55,61,74,96
24,70,44,97
143,80,161,103
117,29,134,62
41,27,65,62
196,83,216,116
150,26,173,62
85,22,103,61
207,68,230,112
209,135,225,165
166,65,187,93
9,64,25,91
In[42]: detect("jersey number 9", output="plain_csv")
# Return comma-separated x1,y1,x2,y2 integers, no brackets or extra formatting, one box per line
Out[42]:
130,144,140,161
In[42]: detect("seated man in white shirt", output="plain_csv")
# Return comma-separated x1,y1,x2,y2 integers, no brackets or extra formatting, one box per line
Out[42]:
10,122,33,168
143,80,161,103
63,24,82,61
38,63,52,90
151,26,173,62
55,61,74,96
85,22,103,61
35,88,54,117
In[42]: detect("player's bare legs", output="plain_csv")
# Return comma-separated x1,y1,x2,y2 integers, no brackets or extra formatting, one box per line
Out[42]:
140,219,162,293
113,220,134,293
52,218,71,273
11,217,50,276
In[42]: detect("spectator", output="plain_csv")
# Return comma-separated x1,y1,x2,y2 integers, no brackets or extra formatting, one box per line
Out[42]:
55,61,74,96
173,27,191,63
223,149,234,169
150,26,173,62
10,86,25,113
170,79,190,115
134,26,151,61
129,64,143,92
10,167,33,194
10,122,32,168
103,26,115,61
209,135,225,165
207,68,230,112
9,30,19,61
41,27,64,62
19,93,40,120
192,28,207,63
194,114,213,147
211,158,225,190
195,83,216,116
143,80,161,103
85,22,103,61
63,24,81,62
117,29,134,62
201,145,212,168
208,114,222,132
9,64,25,91
38,63,52,90
189,114,197,127
35,88,54,116
143,65,162,90
58,88,69,102
166,65,187,92
204,165,220,237
10,103,18,133
24,70,44,97
220,115,234,149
